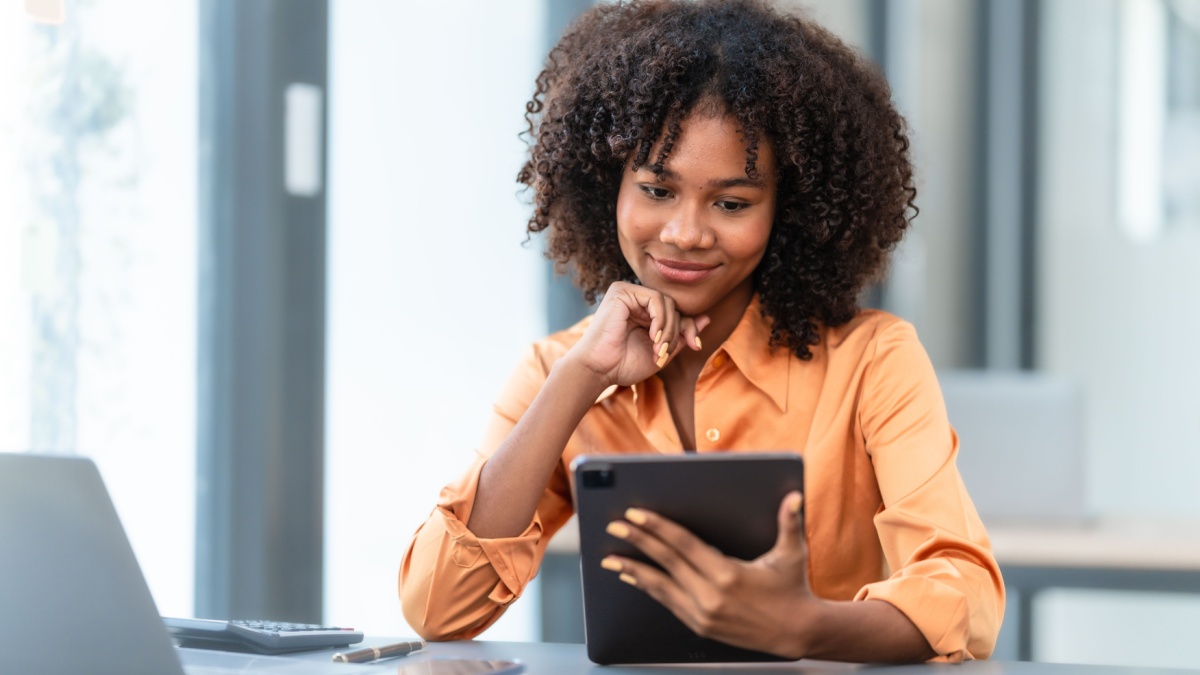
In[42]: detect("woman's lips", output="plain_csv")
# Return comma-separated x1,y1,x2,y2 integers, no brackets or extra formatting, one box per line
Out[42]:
652,257,719,284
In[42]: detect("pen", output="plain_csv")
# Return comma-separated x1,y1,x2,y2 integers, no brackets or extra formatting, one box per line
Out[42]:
332,640,427,663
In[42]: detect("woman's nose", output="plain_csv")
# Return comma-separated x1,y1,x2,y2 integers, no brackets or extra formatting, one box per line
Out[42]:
659,205,714,250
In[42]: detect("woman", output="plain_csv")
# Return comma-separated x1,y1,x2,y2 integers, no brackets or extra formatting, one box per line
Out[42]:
400,0,1004,662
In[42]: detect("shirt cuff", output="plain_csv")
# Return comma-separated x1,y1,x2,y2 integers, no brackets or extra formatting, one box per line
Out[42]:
436,454,545,605
437,507,544,605
855,572,971,663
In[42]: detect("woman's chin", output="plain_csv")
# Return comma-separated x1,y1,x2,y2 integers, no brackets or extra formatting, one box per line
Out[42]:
643,285,716,317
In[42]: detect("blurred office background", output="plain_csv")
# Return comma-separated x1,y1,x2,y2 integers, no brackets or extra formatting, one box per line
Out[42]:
1,0,1198,668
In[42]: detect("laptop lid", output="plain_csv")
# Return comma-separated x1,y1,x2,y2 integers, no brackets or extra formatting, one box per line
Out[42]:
0,452,186,675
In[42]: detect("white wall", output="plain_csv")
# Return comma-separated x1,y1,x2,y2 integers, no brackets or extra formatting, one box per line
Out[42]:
325,1,548,640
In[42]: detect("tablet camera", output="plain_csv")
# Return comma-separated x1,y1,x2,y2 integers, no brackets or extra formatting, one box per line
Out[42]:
581,467,615,489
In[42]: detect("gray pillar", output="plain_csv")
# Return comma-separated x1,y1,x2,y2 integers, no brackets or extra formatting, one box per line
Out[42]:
196,0,328,623
977,0,1040,370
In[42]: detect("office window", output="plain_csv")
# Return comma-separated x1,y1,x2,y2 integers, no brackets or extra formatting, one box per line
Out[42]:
1118,0,1200,241
0,2,198,616
1163,0,1200,227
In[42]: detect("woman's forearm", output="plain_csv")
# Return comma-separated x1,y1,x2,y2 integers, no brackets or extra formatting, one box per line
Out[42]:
795,598,935,663
466,356,607,539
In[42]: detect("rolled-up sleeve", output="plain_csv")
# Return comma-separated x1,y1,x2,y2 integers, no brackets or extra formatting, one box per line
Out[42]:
399,343,575,640
855,321,1006,661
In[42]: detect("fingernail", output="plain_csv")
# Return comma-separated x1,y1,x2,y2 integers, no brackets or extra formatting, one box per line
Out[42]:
654,329,662,343
606,522,630,539
656,354,668,369
624,508,647,525
601,557,623,572
694,336,702,350
789,493,803,515
658,342,669,358
619,573,638,586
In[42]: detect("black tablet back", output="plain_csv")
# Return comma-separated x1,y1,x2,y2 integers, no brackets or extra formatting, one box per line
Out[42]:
571,452,805,665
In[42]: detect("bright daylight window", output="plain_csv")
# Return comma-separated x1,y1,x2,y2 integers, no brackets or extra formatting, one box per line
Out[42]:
1119,0,1200,240
1164,0,1200,225
0,1,197,616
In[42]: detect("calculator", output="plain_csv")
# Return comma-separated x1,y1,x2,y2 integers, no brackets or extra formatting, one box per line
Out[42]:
163,617,364,655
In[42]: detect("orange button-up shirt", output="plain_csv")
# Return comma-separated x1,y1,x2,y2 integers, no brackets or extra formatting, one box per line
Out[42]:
400,297,1005,660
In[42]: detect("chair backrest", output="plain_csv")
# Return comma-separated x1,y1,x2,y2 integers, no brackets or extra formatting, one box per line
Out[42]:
937,370,1089,524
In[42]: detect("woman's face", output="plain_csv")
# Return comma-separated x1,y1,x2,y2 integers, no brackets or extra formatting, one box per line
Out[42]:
616,113,776,318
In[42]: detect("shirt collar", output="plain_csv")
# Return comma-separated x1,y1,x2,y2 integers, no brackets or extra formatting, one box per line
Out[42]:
718,293,791,413
596,294,791,413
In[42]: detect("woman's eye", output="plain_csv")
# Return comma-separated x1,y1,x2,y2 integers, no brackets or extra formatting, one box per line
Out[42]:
716,200,749,212
641,186,670,200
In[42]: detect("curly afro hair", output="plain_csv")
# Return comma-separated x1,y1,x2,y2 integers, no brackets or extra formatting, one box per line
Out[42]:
517,0,917,360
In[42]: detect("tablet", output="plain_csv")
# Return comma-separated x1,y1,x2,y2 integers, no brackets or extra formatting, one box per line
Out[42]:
570,452,805,665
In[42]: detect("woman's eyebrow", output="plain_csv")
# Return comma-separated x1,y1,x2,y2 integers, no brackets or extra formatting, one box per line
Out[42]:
640,166,768,189
708,176,768,190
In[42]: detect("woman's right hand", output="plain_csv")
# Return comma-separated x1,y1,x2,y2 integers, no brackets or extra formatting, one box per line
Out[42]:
568,281,710,388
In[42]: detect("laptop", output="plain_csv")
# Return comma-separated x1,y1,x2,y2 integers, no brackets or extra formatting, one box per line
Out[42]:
0,452,525,675
0,452,188,674
0,453,365,674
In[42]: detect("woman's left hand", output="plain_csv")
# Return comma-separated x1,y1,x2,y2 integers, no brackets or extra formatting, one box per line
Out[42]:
601,491,818,660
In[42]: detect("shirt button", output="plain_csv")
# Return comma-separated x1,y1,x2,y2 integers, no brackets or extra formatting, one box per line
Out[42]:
705,428,720,443
712,353,727,369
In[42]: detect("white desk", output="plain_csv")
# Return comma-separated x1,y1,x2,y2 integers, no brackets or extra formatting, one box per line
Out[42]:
989,519,1200,660
178,639,1200,673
